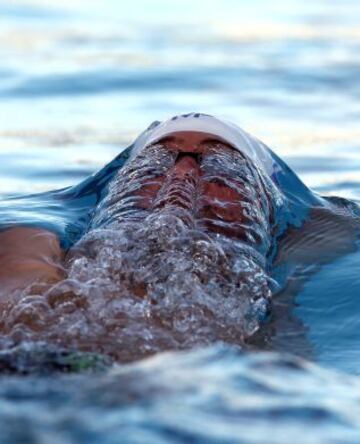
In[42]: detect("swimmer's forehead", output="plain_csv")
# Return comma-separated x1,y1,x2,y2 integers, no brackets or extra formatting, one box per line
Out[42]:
131,113,275,175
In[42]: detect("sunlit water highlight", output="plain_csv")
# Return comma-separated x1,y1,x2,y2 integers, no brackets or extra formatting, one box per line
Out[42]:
1,0,360,442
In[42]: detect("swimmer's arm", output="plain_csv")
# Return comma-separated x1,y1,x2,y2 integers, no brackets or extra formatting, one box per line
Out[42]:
0,227,65,296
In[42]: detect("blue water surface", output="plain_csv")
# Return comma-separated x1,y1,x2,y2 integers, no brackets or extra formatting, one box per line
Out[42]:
1,0,360,442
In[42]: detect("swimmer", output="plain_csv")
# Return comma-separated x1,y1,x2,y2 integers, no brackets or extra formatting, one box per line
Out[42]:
0,113,358,360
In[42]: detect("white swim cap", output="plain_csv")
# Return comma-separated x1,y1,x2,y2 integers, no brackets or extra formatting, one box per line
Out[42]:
131,113,276,176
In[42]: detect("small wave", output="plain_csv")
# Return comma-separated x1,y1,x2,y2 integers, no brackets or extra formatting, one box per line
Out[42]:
0,345,360,443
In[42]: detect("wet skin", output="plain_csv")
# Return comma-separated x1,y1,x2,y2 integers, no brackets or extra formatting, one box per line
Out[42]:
0,227,64,299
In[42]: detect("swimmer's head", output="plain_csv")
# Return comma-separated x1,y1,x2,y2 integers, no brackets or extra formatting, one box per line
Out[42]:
126,112,320,217
93,113,277,259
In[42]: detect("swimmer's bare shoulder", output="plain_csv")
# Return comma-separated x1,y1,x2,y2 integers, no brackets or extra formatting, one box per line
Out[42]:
0,227,65,297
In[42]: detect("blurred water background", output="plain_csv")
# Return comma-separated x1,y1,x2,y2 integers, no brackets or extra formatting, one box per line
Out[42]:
1,0,360,198
1,0,360,442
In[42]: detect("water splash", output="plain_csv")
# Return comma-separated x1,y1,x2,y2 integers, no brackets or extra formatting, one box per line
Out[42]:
0,142,275,362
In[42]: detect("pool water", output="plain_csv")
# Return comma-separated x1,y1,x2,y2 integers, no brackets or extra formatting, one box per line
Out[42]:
1,0,360,442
